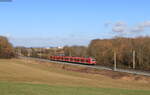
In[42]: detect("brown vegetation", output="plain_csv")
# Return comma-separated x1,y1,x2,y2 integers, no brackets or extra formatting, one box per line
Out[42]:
0,36,15,58
16,36,150,71
1,58,149,90
63,46,87,57
88,37,150,70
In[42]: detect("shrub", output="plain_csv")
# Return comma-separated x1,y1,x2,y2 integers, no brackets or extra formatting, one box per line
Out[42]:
0,36,15,58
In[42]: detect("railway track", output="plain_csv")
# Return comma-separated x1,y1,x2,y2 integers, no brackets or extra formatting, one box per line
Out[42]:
20,56,150,77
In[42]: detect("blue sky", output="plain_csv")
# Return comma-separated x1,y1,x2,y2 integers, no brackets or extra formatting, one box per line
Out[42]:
0,0,150,47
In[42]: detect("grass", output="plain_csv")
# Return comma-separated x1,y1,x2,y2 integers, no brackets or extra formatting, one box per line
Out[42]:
0,58,150,95
0,81,150,95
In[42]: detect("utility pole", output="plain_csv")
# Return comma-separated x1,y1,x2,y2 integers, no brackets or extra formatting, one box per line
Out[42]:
133,50,136,69
114,51,117,71
40,48,42,58
69,50,71,56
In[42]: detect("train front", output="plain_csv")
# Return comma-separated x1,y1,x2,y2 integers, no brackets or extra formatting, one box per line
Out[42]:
90,58,96,65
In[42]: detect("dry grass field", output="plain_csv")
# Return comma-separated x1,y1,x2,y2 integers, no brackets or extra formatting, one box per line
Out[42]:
0,58,150,95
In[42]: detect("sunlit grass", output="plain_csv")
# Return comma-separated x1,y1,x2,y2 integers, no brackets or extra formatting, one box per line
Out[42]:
0,58,150,95
0,81,150,95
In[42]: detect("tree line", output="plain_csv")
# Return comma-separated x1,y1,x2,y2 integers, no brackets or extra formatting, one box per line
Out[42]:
64,37,150,71
0,36,15,58
11,36,150,71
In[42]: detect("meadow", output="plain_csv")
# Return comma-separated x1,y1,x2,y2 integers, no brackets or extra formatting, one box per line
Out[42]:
0,59,150,95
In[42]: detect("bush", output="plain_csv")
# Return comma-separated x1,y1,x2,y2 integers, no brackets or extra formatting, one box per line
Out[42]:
0,36,15,58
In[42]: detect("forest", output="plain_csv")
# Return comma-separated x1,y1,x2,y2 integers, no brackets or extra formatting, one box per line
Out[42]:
65,37,150,70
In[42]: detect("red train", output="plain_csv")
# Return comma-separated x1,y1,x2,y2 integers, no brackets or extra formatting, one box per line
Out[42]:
50,56,96,65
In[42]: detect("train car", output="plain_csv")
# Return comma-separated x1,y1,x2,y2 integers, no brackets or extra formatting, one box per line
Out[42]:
49,56,96,65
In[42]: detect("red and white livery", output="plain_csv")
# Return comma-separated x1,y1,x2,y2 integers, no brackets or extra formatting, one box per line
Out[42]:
50,56,96,65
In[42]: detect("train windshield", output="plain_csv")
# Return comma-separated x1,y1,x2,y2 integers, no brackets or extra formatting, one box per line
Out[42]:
92,58,96,61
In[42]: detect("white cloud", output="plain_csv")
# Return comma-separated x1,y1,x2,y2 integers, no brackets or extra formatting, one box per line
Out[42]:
140,21,150,27
131,26,144,32
109,21,150,35
131,21,150,33
115,21,126,26
112,26,126,33
112,21,126,33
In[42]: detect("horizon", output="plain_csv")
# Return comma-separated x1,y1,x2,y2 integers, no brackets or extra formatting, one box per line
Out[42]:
0,0,150,47
11,36,150,48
